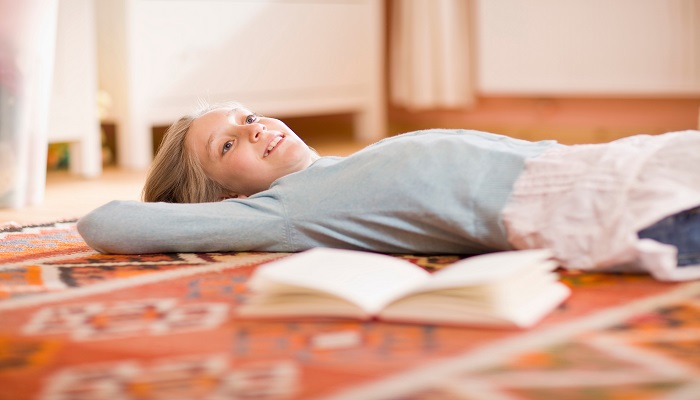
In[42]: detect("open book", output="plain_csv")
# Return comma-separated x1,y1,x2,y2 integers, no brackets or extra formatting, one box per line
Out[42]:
239,248,570,328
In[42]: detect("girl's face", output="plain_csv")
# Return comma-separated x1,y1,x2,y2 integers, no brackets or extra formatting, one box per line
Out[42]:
186,107,315,198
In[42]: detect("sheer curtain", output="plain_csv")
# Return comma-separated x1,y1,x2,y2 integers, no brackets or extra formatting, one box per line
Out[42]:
390,0,475,110
0,0,58,208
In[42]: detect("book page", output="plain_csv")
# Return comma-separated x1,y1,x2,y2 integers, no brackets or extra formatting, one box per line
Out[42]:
379,281,570,328
377,250,568,328
410,249,555,293
240,284,368,318
248,248,431,314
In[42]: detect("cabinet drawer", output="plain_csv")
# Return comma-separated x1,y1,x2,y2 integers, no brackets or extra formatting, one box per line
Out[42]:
129,0,374,107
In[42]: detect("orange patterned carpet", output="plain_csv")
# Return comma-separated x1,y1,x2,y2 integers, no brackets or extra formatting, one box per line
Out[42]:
1,221,700,399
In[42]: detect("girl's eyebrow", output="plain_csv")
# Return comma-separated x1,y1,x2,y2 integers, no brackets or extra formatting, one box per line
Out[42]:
206,134,216,160
206,108,240,160
226,108,240,123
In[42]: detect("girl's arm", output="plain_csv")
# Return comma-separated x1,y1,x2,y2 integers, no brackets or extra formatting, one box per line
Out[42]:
77,199,289,254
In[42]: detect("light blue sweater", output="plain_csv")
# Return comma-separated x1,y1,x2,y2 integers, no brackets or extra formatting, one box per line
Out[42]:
77,130,559,254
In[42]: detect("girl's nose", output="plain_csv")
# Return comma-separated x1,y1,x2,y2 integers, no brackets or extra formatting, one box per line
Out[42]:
248,123,265,142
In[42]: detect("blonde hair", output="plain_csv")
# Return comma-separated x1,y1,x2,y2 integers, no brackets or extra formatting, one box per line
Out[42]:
142,101,242,203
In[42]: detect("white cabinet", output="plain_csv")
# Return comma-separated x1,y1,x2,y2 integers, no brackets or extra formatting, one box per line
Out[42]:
48,0,102,178
97,0,385,169
475,0,700,96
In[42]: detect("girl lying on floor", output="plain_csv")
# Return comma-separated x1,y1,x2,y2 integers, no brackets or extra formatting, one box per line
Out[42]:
77,102,700,281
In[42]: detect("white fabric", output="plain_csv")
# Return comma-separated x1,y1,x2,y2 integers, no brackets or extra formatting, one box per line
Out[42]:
0,0,58,208
502,130,700,281
390,0,475,109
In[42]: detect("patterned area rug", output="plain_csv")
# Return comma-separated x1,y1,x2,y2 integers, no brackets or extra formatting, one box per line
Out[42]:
1,221,700,399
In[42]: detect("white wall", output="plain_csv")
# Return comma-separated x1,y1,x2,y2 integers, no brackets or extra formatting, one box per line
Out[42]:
474,0,700,96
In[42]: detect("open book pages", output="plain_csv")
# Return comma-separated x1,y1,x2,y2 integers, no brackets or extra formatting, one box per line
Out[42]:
240,248,570,328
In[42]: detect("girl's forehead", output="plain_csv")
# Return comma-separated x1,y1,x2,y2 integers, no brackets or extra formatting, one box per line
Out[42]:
195,107,252,126
188,106,258,147
186,108,241,154
192,108,230,130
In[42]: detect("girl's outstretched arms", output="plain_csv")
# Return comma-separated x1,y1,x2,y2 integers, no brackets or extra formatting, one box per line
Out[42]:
77,198,289,254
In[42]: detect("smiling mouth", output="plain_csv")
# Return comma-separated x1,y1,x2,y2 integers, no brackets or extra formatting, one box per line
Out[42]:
264,134,285,157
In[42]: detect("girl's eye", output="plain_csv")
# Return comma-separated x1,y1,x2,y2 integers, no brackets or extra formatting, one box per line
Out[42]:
245,114,257,124
222,140,234,155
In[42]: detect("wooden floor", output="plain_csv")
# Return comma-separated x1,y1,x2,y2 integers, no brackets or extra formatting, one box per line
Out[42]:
0,140,366,227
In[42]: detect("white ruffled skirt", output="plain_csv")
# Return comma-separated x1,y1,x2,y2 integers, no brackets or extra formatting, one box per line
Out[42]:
502,130,700,281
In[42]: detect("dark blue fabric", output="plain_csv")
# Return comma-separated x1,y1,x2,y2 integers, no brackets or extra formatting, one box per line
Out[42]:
638,206,700,267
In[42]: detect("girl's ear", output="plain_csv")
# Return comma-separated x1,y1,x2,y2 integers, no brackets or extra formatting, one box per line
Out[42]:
219,191,248,201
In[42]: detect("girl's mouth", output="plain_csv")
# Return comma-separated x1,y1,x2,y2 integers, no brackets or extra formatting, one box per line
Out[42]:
264,135,285,157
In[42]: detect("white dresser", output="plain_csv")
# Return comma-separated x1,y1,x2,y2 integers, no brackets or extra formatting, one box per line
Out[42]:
96,0,386,169
49,0,102,178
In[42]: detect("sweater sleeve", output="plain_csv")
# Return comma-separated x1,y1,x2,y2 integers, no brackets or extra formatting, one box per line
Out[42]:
77,198,290,254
